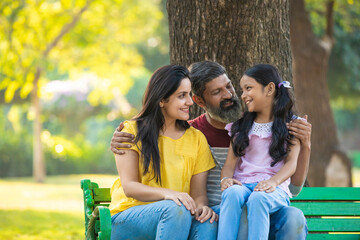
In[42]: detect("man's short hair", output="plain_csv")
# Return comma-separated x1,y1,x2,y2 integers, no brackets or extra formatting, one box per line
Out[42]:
188,61,227,97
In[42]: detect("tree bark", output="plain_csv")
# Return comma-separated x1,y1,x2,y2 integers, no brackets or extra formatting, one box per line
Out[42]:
289,0,352,186
167,0,292,119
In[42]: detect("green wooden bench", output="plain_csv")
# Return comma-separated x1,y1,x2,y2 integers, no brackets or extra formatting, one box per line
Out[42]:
81,179,360,240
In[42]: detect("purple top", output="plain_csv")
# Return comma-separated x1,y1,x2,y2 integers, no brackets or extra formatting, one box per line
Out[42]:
225,121,292,197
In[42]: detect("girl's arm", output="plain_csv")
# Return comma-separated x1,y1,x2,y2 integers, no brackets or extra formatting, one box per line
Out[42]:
255,138,301,193
116,150,196,214
220,142,242,191
190,171,218,223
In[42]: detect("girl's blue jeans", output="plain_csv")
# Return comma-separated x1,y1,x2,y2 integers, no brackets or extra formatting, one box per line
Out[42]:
217,183,307,240
111,200,217,240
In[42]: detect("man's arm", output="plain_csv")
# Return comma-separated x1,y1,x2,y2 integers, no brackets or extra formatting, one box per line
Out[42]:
110,122,135,155
287,115,312,187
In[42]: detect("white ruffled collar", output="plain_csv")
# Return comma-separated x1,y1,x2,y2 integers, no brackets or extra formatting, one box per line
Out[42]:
248,121,273,138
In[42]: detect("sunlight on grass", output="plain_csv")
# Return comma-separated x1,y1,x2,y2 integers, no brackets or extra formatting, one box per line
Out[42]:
0,174,117,240
0,209,83,240
0,174,117,212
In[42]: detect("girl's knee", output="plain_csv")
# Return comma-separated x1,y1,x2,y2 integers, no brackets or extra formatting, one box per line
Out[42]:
247,191,269,208
222,185,245,201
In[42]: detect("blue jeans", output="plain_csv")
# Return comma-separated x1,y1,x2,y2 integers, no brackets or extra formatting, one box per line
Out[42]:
111,200,217,240
218,183,306,240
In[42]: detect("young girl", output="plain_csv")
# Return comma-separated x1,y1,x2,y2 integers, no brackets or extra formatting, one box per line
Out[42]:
109,65,218,240
218,64,302,240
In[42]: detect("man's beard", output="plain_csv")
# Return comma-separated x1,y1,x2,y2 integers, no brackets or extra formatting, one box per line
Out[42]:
204,96,242,124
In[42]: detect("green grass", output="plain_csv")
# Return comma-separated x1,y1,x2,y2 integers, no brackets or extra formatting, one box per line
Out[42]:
0,174,117,240
0,210,83,240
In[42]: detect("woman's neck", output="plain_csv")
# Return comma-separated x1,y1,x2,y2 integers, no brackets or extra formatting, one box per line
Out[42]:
160,119,185,139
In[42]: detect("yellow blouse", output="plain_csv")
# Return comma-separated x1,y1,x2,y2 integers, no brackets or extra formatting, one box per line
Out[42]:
109,120,215,215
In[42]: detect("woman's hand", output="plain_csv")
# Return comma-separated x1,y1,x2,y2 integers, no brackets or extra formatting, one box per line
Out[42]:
164,189,196,215
254,179,277,193
194,206,218,223
220,178,242,191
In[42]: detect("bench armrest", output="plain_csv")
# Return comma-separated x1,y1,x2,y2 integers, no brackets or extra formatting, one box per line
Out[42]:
81,179,112,240
86,206,111,240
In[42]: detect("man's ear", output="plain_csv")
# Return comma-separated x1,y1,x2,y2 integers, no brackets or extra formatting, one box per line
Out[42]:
192,95,205,108
266,82,276,96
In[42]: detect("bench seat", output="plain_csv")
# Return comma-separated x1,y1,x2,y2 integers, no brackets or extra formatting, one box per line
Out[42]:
81,179,360,240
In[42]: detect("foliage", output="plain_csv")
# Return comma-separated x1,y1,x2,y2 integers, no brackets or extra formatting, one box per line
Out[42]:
0,103,119,177
350,151,360,167
328,25,360,109
0,105,33,177
306,0,360,109
0,0,164,104
0,0,168,178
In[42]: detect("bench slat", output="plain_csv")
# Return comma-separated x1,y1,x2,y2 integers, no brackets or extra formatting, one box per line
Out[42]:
291,202,360,216
94,188,111,202
307,218,360,232
292,187,360,201
307,234,360,240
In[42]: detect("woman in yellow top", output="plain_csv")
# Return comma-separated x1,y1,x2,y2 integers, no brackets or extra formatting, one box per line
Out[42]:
109,65,217,240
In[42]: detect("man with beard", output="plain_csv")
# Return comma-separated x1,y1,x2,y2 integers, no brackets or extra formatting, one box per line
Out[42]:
110,61,311,239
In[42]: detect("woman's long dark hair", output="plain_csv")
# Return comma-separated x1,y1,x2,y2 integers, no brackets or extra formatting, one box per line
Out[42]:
133,65,190,184
231,64,295,166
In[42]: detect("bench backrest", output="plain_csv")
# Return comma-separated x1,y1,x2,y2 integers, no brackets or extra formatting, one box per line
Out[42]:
291,187,360,238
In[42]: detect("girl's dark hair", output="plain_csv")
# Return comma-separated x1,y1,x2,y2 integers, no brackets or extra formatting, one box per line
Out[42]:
133,65,190,184
231,64,295,166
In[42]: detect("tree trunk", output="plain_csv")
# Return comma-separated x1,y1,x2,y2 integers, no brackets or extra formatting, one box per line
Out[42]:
32,67,45,183
167,0,292,119
289,0,352,186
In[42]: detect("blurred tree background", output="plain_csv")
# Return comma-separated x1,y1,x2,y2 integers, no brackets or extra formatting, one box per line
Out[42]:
307,0,360,179
0,0,359,182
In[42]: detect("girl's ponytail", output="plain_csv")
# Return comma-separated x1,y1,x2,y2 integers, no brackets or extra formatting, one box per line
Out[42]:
270,82,294,166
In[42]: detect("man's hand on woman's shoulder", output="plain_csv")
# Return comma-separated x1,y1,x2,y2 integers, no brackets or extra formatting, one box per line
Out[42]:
110,122,135,155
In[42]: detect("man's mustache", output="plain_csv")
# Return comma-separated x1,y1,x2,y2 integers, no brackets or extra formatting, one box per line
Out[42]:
220,97,239,109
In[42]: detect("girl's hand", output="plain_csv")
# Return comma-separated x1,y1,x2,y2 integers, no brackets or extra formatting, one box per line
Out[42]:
220,178,242,191
254,179,277,193
194,206,218,223
164,189,196,214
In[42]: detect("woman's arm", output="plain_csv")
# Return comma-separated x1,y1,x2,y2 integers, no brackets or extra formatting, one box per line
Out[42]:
116,150,196,214
255,138,301,192
220,142,242,191
190,171,218,223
